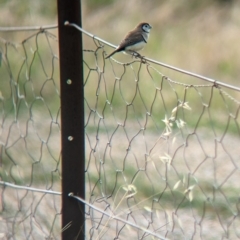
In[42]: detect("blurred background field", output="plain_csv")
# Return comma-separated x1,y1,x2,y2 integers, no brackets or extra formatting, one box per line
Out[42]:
0,0,240,239
1,0,240,86
82,0,240,86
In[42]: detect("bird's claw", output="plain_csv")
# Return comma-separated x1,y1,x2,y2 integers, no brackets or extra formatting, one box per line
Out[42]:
130,51,147,63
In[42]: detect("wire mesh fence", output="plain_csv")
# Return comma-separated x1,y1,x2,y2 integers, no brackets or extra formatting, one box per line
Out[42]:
73,24,240,239
1,21,240,240
0,26,61,239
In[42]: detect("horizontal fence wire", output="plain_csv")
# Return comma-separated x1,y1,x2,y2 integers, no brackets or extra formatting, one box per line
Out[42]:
67,23,240,239
0,26,61,239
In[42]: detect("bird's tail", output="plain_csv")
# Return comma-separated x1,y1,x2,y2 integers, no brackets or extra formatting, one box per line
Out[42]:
105,49,118,59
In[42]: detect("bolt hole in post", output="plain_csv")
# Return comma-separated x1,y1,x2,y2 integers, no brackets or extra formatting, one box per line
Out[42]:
68,136,74,141
66,79,72,84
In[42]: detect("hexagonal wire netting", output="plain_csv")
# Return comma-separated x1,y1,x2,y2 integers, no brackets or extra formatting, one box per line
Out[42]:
1,22,240,239
0,27,61,239
75,23,240,239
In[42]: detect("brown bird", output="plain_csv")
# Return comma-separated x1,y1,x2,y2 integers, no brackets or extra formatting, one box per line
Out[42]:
105,22,152,59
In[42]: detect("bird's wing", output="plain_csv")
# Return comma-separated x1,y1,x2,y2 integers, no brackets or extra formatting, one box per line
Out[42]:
117,31,146,51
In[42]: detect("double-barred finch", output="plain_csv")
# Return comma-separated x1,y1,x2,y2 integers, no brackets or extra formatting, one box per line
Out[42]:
105,22,152,59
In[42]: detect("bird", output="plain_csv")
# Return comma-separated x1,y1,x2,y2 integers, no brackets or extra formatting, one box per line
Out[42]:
105,22,152,59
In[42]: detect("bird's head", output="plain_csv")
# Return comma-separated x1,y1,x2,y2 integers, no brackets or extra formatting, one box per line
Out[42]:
138,22,152,33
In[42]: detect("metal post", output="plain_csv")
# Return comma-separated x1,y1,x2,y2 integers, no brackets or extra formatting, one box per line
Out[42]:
57,0,85,239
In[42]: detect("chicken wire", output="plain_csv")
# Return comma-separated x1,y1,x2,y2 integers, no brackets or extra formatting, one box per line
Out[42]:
1,22,240,240
77,24,240,240
0,27,61,239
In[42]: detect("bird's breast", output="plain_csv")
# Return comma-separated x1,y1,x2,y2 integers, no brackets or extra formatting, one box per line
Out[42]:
124,41,146,51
